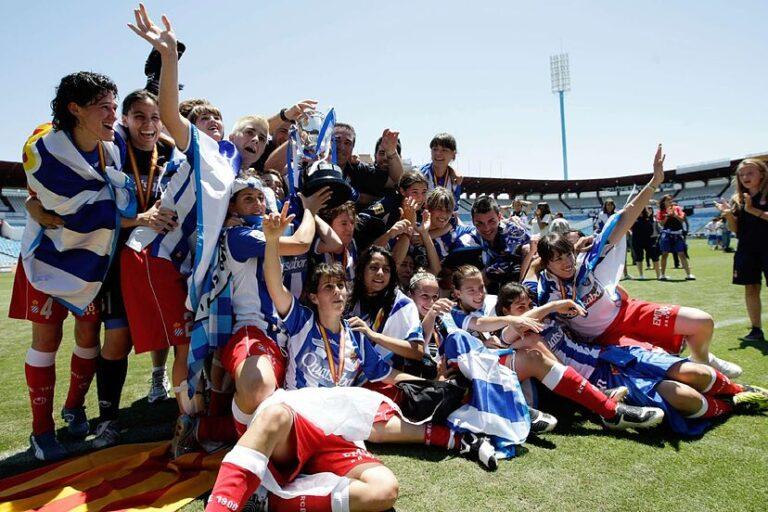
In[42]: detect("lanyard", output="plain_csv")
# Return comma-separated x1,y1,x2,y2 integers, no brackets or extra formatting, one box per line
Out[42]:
96,142,106,174
317,323,346,386
126,143,159,212
372,308,386,333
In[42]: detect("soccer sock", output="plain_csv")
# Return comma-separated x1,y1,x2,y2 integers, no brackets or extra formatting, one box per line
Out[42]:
96,355,128,421
701,367,743,397
206,446,267,512
687,395,734,419
423,423,459,450
543,364,618,419
232,400,254,437
197,416,239,444
64,345,99,409
270,494,333,512
25,349,57,435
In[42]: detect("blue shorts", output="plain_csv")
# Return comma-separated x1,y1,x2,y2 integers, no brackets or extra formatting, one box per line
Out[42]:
707,234,718,246
659,231,686,253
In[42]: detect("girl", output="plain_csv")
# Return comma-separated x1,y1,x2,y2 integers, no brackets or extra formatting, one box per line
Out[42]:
425,187,478,274
716,158,768,343
530,202,553,236
536,146,742,379
500,284,768,435
419,132,463,207
596,198,616,233
9,72,135,460
313,201,358,284
657,194,694,280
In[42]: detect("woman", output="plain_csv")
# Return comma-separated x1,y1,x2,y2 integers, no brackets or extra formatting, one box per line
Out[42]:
630,205,660,279
716,158,768,343
657,194,694,280
9,72,136,460
530,202,553,236
596,198,616,233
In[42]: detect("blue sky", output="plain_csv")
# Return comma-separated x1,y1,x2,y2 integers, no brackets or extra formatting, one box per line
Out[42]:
2,1,766,179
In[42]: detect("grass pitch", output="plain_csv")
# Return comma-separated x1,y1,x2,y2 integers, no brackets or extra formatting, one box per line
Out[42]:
1,240,766,511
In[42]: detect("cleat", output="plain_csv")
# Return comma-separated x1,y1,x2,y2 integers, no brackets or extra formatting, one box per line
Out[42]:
61,406,89,438
685,274,696,280
658,275,668,281
708,355,743,379
241,486,269,512
91,420,121,449
733,386,768,414
29,431,67,461
458,432,498,471
604,386,629,403
529,408,558,433
740,328,765,343
147,368,171,403
171,414,199,458
601,403,664,430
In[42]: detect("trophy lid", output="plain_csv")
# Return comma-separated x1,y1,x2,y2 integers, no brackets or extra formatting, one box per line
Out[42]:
302,161,353,209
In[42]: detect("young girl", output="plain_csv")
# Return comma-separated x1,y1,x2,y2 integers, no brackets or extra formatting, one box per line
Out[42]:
657,194,694,280
716,158,768,343
313,201,358,283
425,187,478,273
9,72,135,460
596,198,616,233
499,283,768,435
419,132,463,207
536,146,742,378
530,202,553,236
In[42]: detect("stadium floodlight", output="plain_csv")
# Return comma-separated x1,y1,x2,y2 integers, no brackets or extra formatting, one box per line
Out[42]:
550,53,570,180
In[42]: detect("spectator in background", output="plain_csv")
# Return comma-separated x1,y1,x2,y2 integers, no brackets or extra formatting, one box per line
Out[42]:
704,217,720,250
596,198,616,233
419,133,463,207
657,194,695,280
631,206,660,279
717,158,768,343
510,198,531,222
530,201,553,236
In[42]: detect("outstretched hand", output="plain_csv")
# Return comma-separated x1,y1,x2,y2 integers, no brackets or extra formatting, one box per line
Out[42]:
128,3,178,57
262,202,295,240
651,144,665,187
299,186,332,214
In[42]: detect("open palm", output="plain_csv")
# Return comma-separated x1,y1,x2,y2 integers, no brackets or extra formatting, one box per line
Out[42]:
128,3,177,56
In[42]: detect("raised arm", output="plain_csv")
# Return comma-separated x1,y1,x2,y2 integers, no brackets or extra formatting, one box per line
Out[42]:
277,188,331,256
380,129,404,187
608,145,665,246
415,210,442,276
348,317,424,360
128,4,189,150
263,204,296,317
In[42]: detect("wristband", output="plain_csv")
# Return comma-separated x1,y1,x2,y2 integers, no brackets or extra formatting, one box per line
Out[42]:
648,183,659,193
279,108,290,123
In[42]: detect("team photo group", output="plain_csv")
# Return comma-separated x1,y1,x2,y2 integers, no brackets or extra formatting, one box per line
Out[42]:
4,4,768,512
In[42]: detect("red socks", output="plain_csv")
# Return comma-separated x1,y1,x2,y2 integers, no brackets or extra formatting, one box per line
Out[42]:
702,368,743,397
544,364,618,419
206,447,267,512
25,349,57,435
270,494,333,512
689,395,734,419
423,423,459,449
64,345,98,409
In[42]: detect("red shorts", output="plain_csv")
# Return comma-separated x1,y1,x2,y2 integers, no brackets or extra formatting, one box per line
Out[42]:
221,325,286,386
8,260,100,324
120,248,191,353
269,409,381,486
595,299,684,354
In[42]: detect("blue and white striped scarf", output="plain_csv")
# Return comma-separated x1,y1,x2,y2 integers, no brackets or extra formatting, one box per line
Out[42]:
419,162,462,207
20,123,136,314
441,329,530,459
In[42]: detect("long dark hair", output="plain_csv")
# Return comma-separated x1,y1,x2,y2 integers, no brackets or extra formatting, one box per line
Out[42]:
51,72,118,133
351,245,399,317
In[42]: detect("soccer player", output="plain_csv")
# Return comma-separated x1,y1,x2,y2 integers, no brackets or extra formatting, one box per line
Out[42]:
536,145,742,378
313,201,359,284
419,133,463,207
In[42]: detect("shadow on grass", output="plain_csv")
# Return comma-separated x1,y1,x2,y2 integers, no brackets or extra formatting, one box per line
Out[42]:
0,395,177,479
730,337,768,356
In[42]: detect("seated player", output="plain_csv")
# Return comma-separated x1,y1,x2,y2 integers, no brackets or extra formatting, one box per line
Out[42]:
500,283,768,435
470,195,533,293
261,208,499,471
536,145,742,378
419,132,463,207
9,71,135,460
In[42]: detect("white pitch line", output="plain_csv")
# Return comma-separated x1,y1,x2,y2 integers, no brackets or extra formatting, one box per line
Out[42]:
714,313,768,329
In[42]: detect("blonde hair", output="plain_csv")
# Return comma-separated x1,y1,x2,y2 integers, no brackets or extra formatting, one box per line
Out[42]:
426,186,455,212
732,158,768,206
231,115,269,136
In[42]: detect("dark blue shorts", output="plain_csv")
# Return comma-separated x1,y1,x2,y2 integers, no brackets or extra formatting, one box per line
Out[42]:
659,231,686,253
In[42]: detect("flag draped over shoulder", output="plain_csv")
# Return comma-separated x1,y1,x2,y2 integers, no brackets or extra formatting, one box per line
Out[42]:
20,123,136,314
441,330,530,458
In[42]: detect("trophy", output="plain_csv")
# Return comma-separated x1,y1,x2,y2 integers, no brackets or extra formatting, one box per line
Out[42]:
287,108,353,209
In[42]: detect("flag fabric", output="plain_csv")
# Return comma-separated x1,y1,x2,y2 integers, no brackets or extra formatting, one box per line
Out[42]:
440,329,530,458
0,442,223,512
20,123,136,314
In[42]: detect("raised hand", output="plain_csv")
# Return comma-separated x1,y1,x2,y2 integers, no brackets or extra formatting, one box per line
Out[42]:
299,186,332,214
651,144,665,187
285,99,318,123
400,197,418,225
507,316,544,335
348,316,374,338
262,202,295,240
417,209,431,234
430,298,454,316
715,198,732,215
389,219,412,238
127,3,177,57
380,129,400,155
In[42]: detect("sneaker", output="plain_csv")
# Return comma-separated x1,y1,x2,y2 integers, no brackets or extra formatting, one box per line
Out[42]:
601,403,664,430
604,386,629,403
61,406,89,438
29,431,67,461
147,368,171,403
458,432,498,471
91,420,121,449
733,386,768,413
708,354,743,379
529,408,557,433
741,327,766,343
171,414,199,458
658,275,668,281
686,274,696,280
241,486,269,512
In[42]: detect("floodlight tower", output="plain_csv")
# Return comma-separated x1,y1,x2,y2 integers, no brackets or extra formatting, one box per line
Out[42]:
550,53,571,180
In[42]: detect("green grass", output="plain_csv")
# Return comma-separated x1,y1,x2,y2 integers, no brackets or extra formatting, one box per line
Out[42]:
1,240,767,511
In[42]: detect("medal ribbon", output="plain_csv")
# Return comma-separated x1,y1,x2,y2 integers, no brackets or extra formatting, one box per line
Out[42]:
126,143,159,212
371,308,386,333
317,323,346,386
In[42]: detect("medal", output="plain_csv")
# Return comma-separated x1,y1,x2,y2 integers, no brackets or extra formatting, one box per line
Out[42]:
317,323,346,385
126,143,159,212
